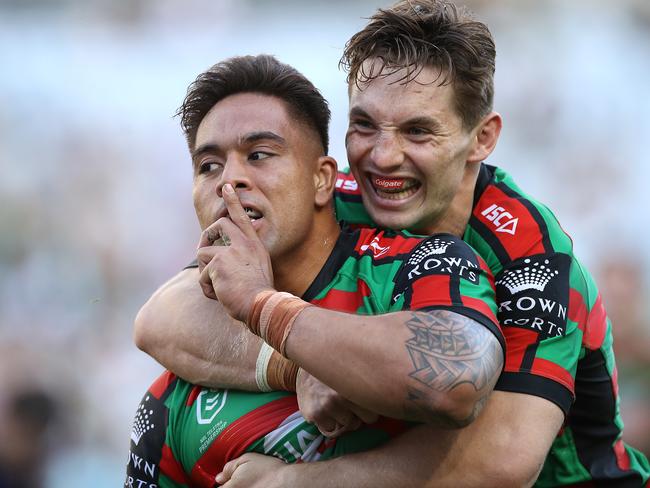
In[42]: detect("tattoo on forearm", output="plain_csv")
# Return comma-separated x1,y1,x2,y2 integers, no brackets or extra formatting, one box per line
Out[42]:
405,310,502,393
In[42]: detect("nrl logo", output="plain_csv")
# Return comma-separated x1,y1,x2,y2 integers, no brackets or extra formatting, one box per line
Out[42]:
196,389,228,425
407,238,455,266
360,235,390,258
130,395,155,446
496,258,559,294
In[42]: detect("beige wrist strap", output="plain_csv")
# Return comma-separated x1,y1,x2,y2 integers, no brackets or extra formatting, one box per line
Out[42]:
255,342,275,392
247,290,312,356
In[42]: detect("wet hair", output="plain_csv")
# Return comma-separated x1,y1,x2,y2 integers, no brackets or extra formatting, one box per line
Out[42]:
342,0,495,129
178,54,330,153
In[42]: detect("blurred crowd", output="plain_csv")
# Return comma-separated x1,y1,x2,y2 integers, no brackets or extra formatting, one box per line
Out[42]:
1,0,649,485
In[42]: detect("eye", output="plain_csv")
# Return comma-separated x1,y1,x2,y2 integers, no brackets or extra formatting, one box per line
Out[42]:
406,126,430,137
249,151,272,161
350,118,375,132
199,161,223,174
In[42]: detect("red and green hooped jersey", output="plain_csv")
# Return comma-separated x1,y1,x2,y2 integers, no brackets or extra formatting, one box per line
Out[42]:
335,164,650,487
125,227,502,487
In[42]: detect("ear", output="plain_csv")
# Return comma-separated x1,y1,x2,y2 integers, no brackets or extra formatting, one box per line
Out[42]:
313,156,338,208
467,112,502,163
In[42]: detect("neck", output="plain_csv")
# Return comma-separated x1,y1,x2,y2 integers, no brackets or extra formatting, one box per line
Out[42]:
272,211,341,297
424,161,481,237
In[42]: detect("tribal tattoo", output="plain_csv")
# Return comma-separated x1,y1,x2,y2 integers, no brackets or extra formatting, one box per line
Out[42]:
403,310,503,426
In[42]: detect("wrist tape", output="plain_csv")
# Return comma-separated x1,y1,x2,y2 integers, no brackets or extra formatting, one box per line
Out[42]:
255,343,299,392
247,290,311,356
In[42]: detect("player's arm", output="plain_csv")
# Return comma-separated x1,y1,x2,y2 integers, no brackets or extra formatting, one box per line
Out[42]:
282,307,501,427
217,391,564,488
133,267,262,390
204,185,504,426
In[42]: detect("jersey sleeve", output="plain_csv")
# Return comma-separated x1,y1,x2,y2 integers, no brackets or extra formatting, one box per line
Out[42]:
125,371,192,487
333,169,375,226
467,166,585,415
493,251,578,416
391,234,504,353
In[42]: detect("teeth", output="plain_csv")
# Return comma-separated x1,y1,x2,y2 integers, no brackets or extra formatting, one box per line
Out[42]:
372,177,419,194
244,207,262,220
374,177,407,190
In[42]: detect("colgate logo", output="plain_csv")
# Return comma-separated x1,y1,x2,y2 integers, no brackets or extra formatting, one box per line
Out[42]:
374,177,404,189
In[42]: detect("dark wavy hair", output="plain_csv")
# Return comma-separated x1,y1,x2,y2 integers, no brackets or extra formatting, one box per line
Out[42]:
178,54,331,153
341,0,495,129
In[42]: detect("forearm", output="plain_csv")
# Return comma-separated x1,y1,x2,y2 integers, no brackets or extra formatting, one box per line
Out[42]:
134,269,261,389
284,307,502,426
278,425,526,488
277,392,562,488
280,424,446,488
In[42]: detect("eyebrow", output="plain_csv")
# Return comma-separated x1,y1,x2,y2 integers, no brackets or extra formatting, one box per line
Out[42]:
191,143,221,170
240,131,286,146
349,107,442,132
191,131,287,168
403,116,443,132
349,106,372,120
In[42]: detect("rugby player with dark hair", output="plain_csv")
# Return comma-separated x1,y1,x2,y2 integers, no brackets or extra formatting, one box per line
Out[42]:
125,53,503,487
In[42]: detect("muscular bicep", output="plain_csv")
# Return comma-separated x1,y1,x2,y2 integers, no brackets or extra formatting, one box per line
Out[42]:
134,268,263,389
286,306,502,426
403,309,503,426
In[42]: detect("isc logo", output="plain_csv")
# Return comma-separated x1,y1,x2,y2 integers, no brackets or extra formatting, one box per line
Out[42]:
335,178,358,192
481,204,518,235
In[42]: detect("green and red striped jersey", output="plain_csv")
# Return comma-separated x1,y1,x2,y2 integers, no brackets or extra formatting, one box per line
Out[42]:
125,226,502,487
335,164,650,487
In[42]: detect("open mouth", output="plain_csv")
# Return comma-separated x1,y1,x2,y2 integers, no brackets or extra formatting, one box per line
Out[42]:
370,174,421,200
244,207,263,222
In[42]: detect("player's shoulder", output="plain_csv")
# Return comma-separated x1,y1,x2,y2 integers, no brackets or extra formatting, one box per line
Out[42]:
348,227,485,267
350,227,425,261
469,164,574,259
398,233,490,282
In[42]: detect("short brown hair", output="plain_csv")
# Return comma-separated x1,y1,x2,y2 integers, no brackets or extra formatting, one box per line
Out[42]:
342,0,495,129
178,55,330,153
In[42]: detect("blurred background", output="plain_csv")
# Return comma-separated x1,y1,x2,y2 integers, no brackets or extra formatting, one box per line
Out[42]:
1,0,649,485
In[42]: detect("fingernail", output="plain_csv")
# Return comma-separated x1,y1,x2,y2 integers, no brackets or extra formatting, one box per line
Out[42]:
223,183,233,194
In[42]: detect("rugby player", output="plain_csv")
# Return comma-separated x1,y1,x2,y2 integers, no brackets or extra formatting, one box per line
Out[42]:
137,1,650,486
125,54,504,487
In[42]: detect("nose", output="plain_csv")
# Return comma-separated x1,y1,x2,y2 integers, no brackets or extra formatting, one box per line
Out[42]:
370,130,404,171
216,156,252,198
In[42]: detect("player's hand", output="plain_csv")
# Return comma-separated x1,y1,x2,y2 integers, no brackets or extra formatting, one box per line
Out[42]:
197,184,274,322
215,453,288,487
296,368,379,438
